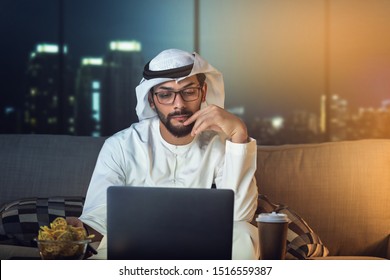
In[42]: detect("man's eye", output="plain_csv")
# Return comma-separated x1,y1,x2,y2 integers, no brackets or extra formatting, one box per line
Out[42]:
182,89,196,96
158,92,173,99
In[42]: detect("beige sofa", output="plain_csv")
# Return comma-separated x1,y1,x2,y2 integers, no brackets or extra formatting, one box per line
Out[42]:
255,139,390,259
0,135,389,259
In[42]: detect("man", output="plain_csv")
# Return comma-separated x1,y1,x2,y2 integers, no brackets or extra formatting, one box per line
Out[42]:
76,49,259,259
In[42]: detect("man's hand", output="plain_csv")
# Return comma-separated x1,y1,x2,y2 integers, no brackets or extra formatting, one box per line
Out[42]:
66,216,103,243
183,105,249,143
66,216,84,228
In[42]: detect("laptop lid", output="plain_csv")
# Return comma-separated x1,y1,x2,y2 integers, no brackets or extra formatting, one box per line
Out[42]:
107,186,234,260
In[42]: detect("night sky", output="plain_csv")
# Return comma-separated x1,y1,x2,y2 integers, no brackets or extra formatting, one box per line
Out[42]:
1,0,390,122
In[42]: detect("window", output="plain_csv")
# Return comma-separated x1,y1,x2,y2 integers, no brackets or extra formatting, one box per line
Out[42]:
1,0,389,144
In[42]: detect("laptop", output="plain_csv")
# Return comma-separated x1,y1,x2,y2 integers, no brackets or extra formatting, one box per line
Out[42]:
107,186,234,260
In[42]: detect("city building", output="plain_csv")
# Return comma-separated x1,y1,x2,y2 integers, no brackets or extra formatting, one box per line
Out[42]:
327,94,348,141
24,43,75,134
75,57,105,136
100,40,144,136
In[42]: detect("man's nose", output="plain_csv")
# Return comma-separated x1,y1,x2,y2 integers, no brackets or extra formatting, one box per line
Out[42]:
173,92,186,108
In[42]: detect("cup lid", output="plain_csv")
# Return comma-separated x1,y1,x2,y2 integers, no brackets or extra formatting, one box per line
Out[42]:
255,212,290,223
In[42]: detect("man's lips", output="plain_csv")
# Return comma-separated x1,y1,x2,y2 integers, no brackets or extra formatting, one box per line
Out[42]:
170,114,190,122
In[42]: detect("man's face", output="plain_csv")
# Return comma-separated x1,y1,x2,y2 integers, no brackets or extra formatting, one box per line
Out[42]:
150,75,206,138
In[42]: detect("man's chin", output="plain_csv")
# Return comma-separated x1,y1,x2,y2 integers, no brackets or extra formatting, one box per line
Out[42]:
166,123,194,138
170,128,192,138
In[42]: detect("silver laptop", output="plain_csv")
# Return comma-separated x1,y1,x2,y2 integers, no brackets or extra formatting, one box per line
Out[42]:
107,186,234,260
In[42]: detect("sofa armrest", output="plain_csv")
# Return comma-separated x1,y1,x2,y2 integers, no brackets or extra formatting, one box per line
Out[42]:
387,235,390,259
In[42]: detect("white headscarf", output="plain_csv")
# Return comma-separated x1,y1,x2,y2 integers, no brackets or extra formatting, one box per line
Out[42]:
135,49,225,121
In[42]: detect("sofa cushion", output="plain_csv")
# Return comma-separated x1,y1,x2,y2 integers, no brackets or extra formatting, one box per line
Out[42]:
0,197,84,246
278,206,330,259
255,194,329,260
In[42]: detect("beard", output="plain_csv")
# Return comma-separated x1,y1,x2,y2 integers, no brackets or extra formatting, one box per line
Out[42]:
155,108,195,138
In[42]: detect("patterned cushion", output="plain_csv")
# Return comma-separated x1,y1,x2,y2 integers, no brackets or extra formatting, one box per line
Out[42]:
255,194,329,259
0,197,84,246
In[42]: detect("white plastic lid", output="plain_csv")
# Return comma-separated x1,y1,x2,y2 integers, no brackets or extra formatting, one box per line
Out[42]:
255,212,290,223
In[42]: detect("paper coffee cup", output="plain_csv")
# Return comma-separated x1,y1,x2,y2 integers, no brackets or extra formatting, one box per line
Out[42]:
256,212,290,223
256,212,290,260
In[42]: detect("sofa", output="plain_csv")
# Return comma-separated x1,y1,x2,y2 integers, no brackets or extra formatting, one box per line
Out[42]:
0,134,389,259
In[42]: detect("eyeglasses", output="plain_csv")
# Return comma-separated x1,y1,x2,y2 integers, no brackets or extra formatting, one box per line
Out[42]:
154,87,202,105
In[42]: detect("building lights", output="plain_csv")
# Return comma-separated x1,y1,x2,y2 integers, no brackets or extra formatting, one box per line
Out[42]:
35,44,68,54
320,95,326,133
92,92,100,122
29,44,68,62
47,117,57,124
271,116,284,130
109,40,141,52
4,107,15,115
82,58,103,65
227,106,245,116
37,44,58,53
92,81,100,90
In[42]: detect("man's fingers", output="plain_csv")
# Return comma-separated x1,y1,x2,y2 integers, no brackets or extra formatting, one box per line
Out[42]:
184,105,243,139
191,113,223,136
184,104,218,126
66,216,83,227
183,110,201,125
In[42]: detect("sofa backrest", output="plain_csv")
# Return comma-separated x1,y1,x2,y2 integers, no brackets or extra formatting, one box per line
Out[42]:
0,134,105,208
2,135,389,258
255,139,390,258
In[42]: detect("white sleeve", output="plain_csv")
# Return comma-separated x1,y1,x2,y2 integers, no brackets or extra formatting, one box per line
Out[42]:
216,138,258,222
79,138,126,235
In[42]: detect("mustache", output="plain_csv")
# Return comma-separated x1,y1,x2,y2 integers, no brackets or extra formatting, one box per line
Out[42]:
168,109,193,118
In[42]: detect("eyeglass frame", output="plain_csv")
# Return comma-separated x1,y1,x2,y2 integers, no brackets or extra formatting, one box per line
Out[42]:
152,86,203,105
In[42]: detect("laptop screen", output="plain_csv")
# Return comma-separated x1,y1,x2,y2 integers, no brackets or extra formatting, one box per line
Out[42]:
107,186,234,260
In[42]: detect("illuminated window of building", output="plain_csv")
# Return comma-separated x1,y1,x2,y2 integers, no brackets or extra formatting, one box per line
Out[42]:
92,91,100,122
92,81,100,90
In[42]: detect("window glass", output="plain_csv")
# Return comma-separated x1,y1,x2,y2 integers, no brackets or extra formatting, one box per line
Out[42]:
1,0,389,144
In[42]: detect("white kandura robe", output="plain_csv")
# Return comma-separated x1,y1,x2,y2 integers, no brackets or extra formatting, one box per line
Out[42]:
80,116,260,259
